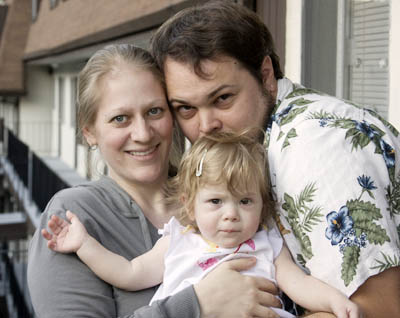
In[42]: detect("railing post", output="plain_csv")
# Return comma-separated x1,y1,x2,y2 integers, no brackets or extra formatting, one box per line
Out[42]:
28,150,32,202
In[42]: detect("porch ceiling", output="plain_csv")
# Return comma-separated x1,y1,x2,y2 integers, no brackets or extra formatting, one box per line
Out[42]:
24,0,202,64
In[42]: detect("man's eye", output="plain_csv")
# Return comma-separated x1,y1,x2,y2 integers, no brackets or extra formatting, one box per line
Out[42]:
175,105,196,119
216,93,233,104
240,198,251,205
210,199,222,204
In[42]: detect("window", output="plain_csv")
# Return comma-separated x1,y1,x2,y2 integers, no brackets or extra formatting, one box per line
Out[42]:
71,77,77,128
32,0,41,22
58,77,65,125
49,0,59,10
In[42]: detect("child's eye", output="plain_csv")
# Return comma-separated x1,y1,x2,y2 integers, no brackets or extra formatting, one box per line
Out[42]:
210,199,222,205
240,198,252,205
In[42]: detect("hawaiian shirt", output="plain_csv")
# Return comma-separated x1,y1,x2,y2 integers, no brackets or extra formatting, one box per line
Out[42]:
265,78,400,296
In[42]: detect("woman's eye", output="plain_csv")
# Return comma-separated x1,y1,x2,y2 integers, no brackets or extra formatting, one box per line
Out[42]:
210,199,222,205
240,198,251,205
148,107,163,116
113,115,127,123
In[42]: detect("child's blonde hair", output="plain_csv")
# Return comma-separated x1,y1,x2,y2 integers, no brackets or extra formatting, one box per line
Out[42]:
167,129,275,227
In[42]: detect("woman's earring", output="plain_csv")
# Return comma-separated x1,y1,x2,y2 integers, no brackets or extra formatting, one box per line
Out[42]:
89,144,98,151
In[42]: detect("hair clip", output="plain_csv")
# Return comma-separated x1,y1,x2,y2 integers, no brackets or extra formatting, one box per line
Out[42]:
195,149,208,177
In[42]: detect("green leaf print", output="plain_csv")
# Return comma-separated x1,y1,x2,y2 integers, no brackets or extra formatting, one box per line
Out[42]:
347,200,390,244
296,254,308,268
397,224,400,240
281,183,323,261
386,180,400,218
341,245,360,286
286,87,319,99
366,109,399,137
282,128,298,150
280,106,308,126
370,252,400,273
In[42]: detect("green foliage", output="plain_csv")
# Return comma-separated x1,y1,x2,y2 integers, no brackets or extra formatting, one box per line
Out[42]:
341,245,360,286
281,183,323,261
370,252,400,273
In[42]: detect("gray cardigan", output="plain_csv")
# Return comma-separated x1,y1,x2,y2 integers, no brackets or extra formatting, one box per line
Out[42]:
27,177,200,317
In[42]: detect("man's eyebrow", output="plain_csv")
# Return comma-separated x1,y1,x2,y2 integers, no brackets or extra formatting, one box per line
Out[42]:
169,84,236,105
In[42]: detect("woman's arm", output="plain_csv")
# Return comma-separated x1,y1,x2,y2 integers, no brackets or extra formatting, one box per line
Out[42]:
275,245,362,318
43,211,168,291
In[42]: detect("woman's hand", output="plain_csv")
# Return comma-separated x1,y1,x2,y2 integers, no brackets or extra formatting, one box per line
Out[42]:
42,210,88,253
194,257,281,318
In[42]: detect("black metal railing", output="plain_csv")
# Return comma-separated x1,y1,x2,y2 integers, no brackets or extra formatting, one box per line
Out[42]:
0,243,33,318
7,130,29,187
32,152,69,211
5,128,70,212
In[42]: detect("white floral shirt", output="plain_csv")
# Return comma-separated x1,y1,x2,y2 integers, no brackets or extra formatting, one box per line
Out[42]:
265,78,400,297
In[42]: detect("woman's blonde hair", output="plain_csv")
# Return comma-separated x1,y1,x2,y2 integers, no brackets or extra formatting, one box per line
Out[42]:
167,129,274,227
77,44,183,170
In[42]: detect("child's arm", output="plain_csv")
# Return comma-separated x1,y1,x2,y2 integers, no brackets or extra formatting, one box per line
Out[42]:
42,210,169,291
274,245,362,318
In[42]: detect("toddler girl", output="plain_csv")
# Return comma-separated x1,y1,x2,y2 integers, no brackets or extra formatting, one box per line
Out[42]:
42,131,361,318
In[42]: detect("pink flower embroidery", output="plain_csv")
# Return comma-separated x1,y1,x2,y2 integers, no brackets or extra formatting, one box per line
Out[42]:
198,257,218,271
244,239,255,250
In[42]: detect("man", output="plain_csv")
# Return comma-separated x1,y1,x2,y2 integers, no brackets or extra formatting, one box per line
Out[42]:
151,1,400,317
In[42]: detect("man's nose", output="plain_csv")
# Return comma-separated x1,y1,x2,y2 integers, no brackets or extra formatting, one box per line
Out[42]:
198,109,222,136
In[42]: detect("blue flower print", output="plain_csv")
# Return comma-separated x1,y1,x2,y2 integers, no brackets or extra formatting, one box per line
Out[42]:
380,139,395,168
357,175,377,190
325,206,354,245
354,120,378,139
319,119,328,127
273,105,293,125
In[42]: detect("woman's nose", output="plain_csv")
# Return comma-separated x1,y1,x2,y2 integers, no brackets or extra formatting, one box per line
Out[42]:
130,118,153,142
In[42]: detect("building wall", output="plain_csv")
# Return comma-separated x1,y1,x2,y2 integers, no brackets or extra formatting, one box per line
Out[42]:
19,65,54,155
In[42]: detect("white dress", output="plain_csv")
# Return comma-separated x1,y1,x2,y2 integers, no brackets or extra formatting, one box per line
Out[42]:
150,217,295,318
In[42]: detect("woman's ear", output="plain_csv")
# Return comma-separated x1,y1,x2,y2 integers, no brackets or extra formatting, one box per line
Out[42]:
260,56,278,99
82,126,97,147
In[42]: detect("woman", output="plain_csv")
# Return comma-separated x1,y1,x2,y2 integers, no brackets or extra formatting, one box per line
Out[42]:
27,44,280,318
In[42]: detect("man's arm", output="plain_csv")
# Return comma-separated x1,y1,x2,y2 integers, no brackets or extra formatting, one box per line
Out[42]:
350,266,400,318
275,245,361,318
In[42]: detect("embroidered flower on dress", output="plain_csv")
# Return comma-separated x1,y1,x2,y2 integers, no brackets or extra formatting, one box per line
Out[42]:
325,206,354,246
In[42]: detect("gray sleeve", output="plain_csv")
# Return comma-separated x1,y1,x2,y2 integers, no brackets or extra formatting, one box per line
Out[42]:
28,194,118,318
124,287,200,318
28,185,201,318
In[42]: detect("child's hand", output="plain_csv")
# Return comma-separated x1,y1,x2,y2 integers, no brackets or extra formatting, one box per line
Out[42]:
331,298,363,318
41,210,88,254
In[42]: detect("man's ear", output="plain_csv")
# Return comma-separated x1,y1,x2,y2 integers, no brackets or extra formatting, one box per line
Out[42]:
260,56,278,99
82,126,97,147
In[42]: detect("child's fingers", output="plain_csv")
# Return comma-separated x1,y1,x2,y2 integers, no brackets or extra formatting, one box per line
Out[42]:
41,228,52,241
67,210,80,225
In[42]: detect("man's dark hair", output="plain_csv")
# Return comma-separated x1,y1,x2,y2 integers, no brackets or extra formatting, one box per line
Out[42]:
151,0,284,83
